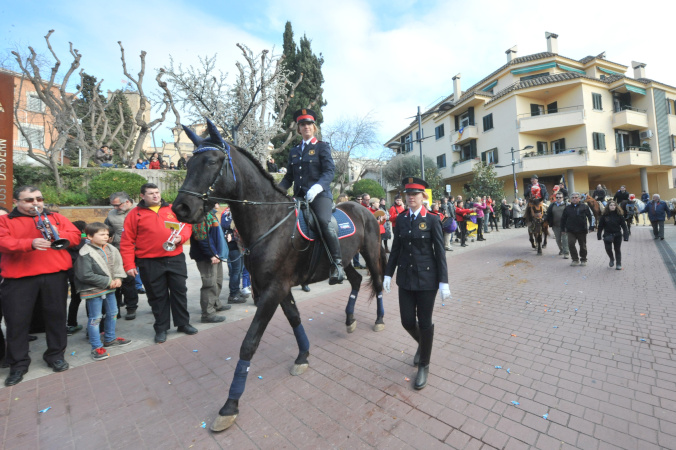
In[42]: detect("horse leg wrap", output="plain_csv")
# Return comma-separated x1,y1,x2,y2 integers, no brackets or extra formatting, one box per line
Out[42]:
345,290,359,315
376,292,385,320
293,324,310,354
227,359,251,401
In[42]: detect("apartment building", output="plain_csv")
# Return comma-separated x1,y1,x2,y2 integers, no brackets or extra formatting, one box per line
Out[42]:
386,33,676,201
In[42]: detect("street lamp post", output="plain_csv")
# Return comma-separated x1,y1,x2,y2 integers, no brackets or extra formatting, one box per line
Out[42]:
497,145,533,201
387,102,453,181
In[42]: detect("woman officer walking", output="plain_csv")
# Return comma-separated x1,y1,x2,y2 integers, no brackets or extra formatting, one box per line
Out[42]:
383,177,451,390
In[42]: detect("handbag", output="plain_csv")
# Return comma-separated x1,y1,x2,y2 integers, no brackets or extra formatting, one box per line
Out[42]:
603,233,615,242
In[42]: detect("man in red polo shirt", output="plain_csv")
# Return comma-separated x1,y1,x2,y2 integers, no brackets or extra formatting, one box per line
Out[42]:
120,183,196,344
0,186,81,386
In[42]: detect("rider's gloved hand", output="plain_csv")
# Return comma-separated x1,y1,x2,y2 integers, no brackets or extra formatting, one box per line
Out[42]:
383,276,391,293
306,184,323,203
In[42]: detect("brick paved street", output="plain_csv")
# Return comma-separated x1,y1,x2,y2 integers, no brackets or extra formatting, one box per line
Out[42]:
1,224,675,449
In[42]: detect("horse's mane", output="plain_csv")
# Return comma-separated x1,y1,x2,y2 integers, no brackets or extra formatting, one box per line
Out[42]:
231,144,290,197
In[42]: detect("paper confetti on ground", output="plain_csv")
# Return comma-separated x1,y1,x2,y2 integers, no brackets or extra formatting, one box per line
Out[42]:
511,334,517,337
543,414,549,419
258,376,263,379
200,422,206,428
226,357,231,360
39,407,51,413
640,339,646,342
495,366,502,369
506,368,511,374
193,350,198,352
511,401,520,406
553,326,558,329
404,377,410,381
71,352,76,356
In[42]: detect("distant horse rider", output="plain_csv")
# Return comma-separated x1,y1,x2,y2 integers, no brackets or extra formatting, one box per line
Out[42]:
279,108,345,284
525,175,548,202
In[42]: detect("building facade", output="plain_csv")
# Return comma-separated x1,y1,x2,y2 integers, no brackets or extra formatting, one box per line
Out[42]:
387,33,676,201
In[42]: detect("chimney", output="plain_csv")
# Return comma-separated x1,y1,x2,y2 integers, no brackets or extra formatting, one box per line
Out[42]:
453,74,462,102
632,61,646,79
505,45,518,63
545,32,558,54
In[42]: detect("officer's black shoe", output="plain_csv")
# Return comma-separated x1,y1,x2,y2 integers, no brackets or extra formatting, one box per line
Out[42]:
5,369,27,387
414,365,429,390
302,285,311,292
329,262,345,285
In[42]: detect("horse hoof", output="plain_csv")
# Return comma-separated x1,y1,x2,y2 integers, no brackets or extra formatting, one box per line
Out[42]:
346,321,357,333
372,323,385,332
211,414,238,432
290,363,309,376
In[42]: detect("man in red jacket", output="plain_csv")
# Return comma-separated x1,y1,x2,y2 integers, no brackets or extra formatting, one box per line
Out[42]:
120,183,196,344
0,186,81,386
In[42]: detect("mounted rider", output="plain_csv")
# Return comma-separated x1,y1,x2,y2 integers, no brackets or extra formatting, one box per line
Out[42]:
279,108,345,285
524,174,548,203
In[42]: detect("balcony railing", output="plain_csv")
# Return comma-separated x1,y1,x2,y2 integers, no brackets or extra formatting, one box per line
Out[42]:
613,105,647,114
521,146,587,158
617,146,651,153
517,105,584,118
612,108,649,130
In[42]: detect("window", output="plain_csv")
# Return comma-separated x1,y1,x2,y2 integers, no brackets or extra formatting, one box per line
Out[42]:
671,135,676,151
530,104,545,116
550,138,566,154
26,92,46,113
481,148,498,164
592,132,606,150
668,99,675,115
482,114,493,131
547,102,558,114
399,134,412,153
592,93,603,111
18,124,45,149
460,140,477,161
435,124,445,139
436,154,446,168
520,72,550,82
459,111,470,128
415,130,421,141
536,141,548,155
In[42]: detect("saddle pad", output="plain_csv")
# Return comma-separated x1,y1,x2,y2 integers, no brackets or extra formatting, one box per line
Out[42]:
296,207,356,241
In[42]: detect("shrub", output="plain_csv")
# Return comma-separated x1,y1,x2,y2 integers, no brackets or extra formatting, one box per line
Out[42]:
39,185,89,206
162,191,179,203
88,171,148,204
351,179,385,199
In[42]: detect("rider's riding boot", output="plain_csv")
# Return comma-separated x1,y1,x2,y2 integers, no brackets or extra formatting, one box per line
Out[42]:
405,326,421,366
415,325,434,390
325,227,345,285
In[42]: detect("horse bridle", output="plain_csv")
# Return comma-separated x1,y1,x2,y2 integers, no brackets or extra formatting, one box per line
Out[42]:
177,143,300,255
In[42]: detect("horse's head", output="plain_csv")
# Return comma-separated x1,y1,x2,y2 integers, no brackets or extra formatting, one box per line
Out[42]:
172,120,235,223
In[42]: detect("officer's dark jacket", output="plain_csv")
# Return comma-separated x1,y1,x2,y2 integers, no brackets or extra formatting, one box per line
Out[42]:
385,207,448,290
560,202,593,232
279,138,334,199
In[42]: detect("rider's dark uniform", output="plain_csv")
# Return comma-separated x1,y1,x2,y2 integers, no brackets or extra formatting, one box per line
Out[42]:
279,109,345,284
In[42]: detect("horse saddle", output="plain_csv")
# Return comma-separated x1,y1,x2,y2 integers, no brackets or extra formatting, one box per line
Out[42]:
296,206,355,241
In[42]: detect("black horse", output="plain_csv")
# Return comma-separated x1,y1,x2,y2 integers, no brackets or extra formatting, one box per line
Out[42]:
171,121,386,432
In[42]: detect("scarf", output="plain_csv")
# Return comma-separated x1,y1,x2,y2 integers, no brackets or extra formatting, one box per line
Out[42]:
192,211,220,241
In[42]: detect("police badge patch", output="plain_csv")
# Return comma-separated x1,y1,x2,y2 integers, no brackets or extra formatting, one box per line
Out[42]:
308,150,315,156
419,222,427,230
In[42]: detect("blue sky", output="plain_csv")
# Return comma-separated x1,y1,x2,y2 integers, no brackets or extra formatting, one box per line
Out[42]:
3,0,674,146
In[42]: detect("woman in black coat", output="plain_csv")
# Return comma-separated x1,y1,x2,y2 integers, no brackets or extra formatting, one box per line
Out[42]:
597,200,628,270
383,177,450,390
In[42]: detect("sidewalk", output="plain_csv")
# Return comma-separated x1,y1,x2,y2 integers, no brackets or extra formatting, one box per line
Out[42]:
2,225,675,449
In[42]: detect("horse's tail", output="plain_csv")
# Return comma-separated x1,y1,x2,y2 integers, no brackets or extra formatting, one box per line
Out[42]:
367,242,387,300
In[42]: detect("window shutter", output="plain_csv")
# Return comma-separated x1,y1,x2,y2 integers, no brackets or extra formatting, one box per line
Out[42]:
454,115,459,131
560,138,566,151
494,149,499,164
600,133,606,150
469,139,477,158
547,102,558,114
468,107,474,126
531,104,541,116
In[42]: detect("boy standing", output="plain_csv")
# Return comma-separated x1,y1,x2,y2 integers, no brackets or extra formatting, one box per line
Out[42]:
74,223,132,360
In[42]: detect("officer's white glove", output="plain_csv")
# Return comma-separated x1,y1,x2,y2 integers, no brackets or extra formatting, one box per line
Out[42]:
383,276,391,293
439,283,451,300
306,184,323,203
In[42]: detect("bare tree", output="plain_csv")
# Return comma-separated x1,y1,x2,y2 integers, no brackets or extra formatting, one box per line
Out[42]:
162,44,317,162
322,113,385,194
12,30,90,189
118,41,173,163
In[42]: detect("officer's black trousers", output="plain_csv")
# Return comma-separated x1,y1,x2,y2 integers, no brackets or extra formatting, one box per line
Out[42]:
398,288,437,331
1,272,68,370
310,195,333,236
137,253,190,333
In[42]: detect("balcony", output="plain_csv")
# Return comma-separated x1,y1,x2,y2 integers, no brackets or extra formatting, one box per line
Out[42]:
520,147,587,172
518,106,585,134
450,158,479,176
615,147,652,167
613,106,648,131
450,125,478,145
